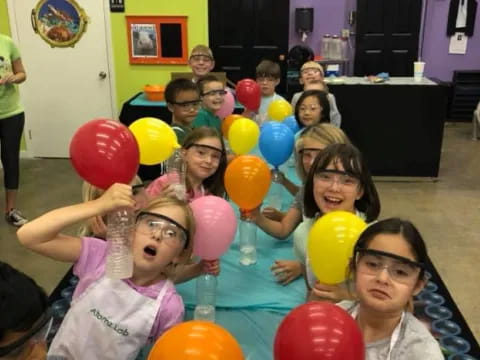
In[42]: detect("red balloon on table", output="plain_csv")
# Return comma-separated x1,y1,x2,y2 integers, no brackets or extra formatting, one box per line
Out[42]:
236,78,261,111
70,118,140,190
274,302,365,360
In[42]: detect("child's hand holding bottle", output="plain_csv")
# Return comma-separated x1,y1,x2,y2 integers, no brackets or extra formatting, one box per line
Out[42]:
94,183,135,214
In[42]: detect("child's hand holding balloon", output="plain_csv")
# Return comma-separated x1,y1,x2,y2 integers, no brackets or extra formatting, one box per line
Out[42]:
262,207,285,221
202,259,220,276
310,281,353,302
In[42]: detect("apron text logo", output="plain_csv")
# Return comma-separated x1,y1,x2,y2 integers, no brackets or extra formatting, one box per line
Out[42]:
90,308,129,336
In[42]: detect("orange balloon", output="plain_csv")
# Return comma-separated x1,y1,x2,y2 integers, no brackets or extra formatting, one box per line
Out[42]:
224,155,271,210
222,114,242,138
148,321,244,360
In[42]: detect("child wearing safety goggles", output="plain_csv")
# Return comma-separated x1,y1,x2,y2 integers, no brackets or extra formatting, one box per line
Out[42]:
338,218,443,360
17,189,195,359
192,75,226,133
302,143,381,302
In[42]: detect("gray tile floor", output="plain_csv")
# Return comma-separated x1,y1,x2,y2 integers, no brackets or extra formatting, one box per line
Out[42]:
0,123,478,341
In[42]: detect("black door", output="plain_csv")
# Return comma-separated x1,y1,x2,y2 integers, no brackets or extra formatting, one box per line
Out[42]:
354,0,422,76
208,0,290,95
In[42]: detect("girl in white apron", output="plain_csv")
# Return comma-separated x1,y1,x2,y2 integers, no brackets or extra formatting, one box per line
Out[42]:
337,218,443,360
17,186,196,360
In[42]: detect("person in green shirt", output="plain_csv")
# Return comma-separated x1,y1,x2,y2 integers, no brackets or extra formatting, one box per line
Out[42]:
193,75,226,133
165,78,201,145
0,34,28,227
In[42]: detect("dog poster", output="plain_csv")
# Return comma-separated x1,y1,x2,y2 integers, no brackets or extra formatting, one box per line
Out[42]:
131,24,158,58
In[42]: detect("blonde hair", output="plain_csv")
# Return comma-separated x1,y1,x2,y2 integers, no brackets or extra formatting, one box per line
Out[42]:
79,176,142,236
301,61,325,77
139,196,196,279
295,124,351,181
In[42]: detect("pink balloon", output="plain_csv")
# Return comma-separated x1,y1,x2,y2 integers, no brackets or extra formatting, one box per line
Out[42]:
216,88,235,120
190,196,237,260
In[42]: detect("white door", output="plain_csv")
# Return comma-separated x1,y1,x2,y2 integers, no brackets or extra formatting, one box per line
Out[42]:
7,0,115,157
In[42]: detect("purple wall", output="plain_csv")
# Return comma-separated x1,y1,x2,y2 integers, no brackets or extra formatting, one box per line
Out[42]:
422,0,480,81
289,0,480,81
289,0,353,54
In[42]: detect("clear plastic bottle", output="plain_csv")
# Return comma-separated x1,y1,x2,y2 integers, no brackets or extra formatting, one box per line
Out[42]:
105,208,134,279
194,273,217,322
341,36,349,60
239,213,257,266
166,148,186,200
321,34,331,59
267,169,283,210
331,35,342,60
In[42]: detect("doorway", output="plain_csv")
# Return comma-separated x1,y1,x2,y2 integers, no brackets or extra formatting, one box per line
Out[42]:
7,0,116,158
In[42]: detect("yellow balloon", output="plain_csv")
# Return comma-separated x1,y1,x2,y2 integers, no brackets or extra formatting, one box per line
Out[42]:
129,117,179,165
228,117,260,155
267,99,293,121
307,211,367,285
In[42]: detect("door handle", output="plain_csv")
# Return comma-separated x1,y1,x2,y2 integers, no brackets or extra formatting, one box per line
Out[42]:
99,71,107,79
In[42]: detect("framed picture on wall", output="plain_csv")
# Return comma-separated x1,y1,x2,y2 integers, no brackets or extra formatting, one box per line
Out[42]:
126,16,188,64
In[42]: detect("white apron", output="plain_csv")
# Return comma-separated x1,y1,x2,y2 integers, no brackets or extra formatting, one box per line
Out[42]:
48,275,169,360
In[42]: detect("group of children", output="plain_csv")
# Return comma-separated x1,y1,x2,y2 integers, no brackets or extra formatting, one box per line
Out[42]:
3,45,444,359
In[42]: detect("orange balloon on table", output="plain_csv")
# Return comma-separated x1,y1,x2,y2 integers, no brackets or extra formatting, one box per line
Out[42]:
148,320,244,360
224,155,271,210
222,114,242,138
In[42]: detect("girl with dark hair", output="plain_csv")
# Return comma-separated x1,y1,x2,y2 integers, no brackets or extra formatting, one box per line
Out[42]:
294,89,331,129
302,143,380,301
338,218,443,360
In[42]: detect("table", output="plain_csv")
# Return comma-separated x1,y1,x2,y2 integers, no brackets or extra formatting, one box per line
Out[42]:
328,77,448,178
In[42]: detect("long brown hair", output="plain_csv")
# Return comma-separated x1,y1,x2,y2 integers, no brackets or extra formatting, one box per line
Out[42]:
182,127,227,197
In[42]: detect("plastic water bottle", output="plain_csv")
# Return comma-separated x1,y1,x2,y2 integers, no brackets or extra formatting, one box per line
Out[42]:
194,273,217,322
321,34,331,59
267,169,283,210
239,214,257,266
105,208,134,279
166,149,186,200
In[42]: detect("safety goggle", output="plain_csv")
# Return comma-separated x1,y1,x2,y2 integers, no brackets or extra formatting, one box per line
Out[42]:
135,212,189,249
355,248,424,284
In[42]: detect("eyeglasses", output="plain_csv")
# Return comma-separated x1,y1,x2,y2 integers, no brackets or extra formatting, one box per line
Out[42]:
189,54,213,62
299,104,321,113
171,100,202,111
299,147,323,163
187,143,224,163
256,76,276,83
301,67,322,75
0,309,53,357
136,212,189,249
356,248,424,285
314,169,360,189
202,89,227,97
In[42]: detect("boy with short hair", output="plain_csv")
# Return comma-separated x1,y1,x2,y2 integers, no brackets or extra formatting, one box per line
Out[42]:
255,59,286,124
291,61,341,127
165,78,202,145
188,45,215,82
193,75,226,133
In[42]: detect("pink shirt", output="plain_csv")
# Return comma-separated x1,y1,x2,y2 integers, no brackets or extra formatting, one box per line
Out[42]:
73,237,184,341
146,174,206,201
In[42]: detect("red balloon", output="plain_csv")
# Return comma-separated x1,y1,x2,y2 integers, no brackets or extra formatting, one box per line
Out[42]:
274,302,365,360
236,78,261,111
70,118,140,190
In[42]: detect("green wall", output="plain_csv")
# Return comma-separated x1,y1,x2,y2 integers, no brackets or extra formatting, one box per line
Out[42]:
111,0,209,111
0,0,10,35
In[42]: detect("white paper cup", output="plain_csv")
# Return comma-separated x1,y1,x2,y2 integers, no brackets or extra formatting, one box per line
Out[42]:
414,61,425,82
